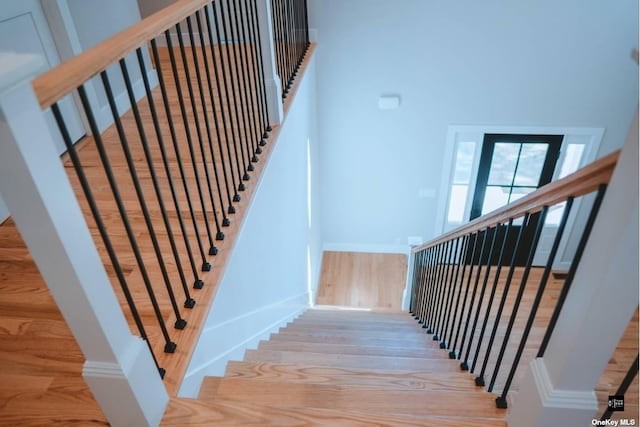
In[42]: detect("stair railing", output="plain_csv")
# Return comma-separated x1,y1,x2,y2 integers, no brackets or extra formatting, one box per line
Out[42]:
0,0,315,424
410,149,621,408
270,0,309,100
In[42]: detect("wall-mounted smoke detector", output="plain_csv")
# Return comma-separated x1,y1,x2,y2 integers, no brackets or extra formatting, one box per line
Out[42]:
378,95,401,110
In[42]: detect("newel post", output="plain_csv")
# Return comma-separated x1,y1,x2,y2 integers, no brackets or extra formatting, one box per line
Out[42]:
508,110,639,426
0,52,168,426
256,0,284,125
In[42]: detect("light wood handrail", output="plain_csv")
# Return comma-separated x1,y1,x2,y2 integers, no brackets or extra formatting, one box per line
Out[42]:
32,0,209,109
412,150,620,253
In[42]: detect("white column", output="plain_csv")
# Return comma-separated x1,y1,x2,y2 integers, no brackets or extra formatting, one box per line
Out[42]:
0,52,168,427
257,0,284,125
508,110,639,426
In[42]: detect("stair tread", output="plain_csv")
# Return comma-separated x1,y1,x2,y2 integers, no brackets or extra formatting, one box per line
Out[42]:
163,396,506,426
224,361,486,391
199,377,506,419
243,349,459,371
271,329,438,347
257,339,446,358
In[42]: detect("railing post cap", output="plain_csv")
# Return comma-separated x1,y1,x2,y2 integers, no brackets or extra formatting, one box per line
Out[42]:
0,52,44,97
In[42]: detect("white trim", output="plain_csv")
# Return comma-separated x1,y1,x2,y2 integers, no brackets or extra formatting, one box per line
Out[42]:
180,292,308,397
507,358,598,427
323,242,411,255
202,292,307,334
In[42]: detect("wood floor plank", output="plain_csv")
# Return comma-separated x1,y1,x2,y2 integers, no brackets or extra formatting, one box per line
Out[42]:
257,340,445,358
199,377,505,419
243,349,460,372
225,361,485,391
162,396,507,427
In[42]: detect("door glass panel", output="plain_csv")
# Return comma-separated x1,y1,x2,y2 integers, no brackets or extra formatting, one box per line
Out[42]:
559,144,585,179
447,184,469,222
508,186,536,203
487,143,520,185
453,141,476,184
482,186,510,215
513,143,548,186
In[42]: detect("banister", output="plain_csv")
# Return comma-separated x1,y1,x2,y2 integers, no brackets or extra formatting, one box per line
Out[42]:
32,0,209,110
412,149,620,253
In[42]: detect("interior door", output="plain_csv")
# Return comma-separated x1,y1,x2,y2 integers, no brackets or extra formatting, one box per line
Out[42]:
0,1,85,152
0,1,86,223
468,134,562,266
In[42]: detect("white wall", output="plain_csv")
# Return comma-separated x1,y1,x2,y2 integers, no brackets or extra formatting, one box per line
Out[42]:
309,0,639,250
63,0,156,131
180,55,321,397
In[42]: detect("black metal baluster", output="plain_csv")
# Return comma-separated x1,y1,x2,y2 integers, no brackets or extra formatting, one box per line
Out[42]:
77,85,176,353
409,251,421,315
442,236,468,350
450,232,479,359
243,0,264,153
223,0,252,176
601,355,639,421
195,9,235,214
419,248,433,325
303,0,310,47
229,0,257,171
286,0,295,91
270,0,283,97
279,0,291,97
432,241,451,337
176,22,225,244
464,226,499,371
473,221,513,383
216,1,250,186
101,70,187,330
204,4,241,204
538,185,608,357
164,31,218,258
187,15,232,229
498,199,574,403
490,209,548,402
476,215,529,383
434,239,455,343
459,229,489,370
150,38,211,274
51,103,164,377
138,48,202,291
248,0,272,139
236,0,261,163
425,243,443,333
120,57,196,310
411,250,424,320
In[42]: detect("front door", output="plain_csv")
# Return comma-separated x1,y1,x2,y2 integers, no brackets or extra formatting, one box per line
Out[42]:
469,134,562,266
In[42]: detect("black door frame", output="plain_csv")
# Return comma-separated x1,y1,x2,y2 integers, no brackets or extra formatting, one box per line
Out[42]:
468,134,563,266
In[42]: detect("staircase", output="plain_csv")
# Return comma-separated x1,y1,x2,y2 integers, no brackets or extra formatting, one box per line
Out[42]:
163,307,507,425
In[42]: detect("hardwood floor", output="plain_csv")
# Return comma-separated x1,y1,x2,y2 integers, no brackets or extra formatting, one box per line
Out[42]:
316,251,407,310
0,37,636,425
0,42,314,425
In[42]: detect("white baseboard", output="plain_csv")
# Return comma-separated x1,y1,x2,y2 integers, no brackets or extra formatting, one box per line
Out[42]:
308,28,318,42
322,242,411,255
179,292,308,397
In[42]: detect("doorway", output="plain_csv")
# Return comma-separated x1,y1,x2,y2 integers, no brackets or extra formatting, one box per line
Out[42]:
468,134,562,266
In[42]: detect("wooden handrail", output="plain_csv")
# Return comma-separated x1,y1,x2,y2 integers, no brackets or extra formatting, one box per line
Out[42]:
32,0,209,110
412,150,620,252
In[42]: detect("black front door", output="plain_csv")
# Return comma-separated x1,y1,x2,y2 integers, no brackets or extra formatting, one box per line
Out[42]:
469,134,562,266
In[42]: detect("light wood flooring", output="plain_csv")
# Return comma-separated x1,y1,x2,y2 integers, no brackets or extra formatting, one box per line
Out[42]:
0,42,314,425
316,251,407,310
